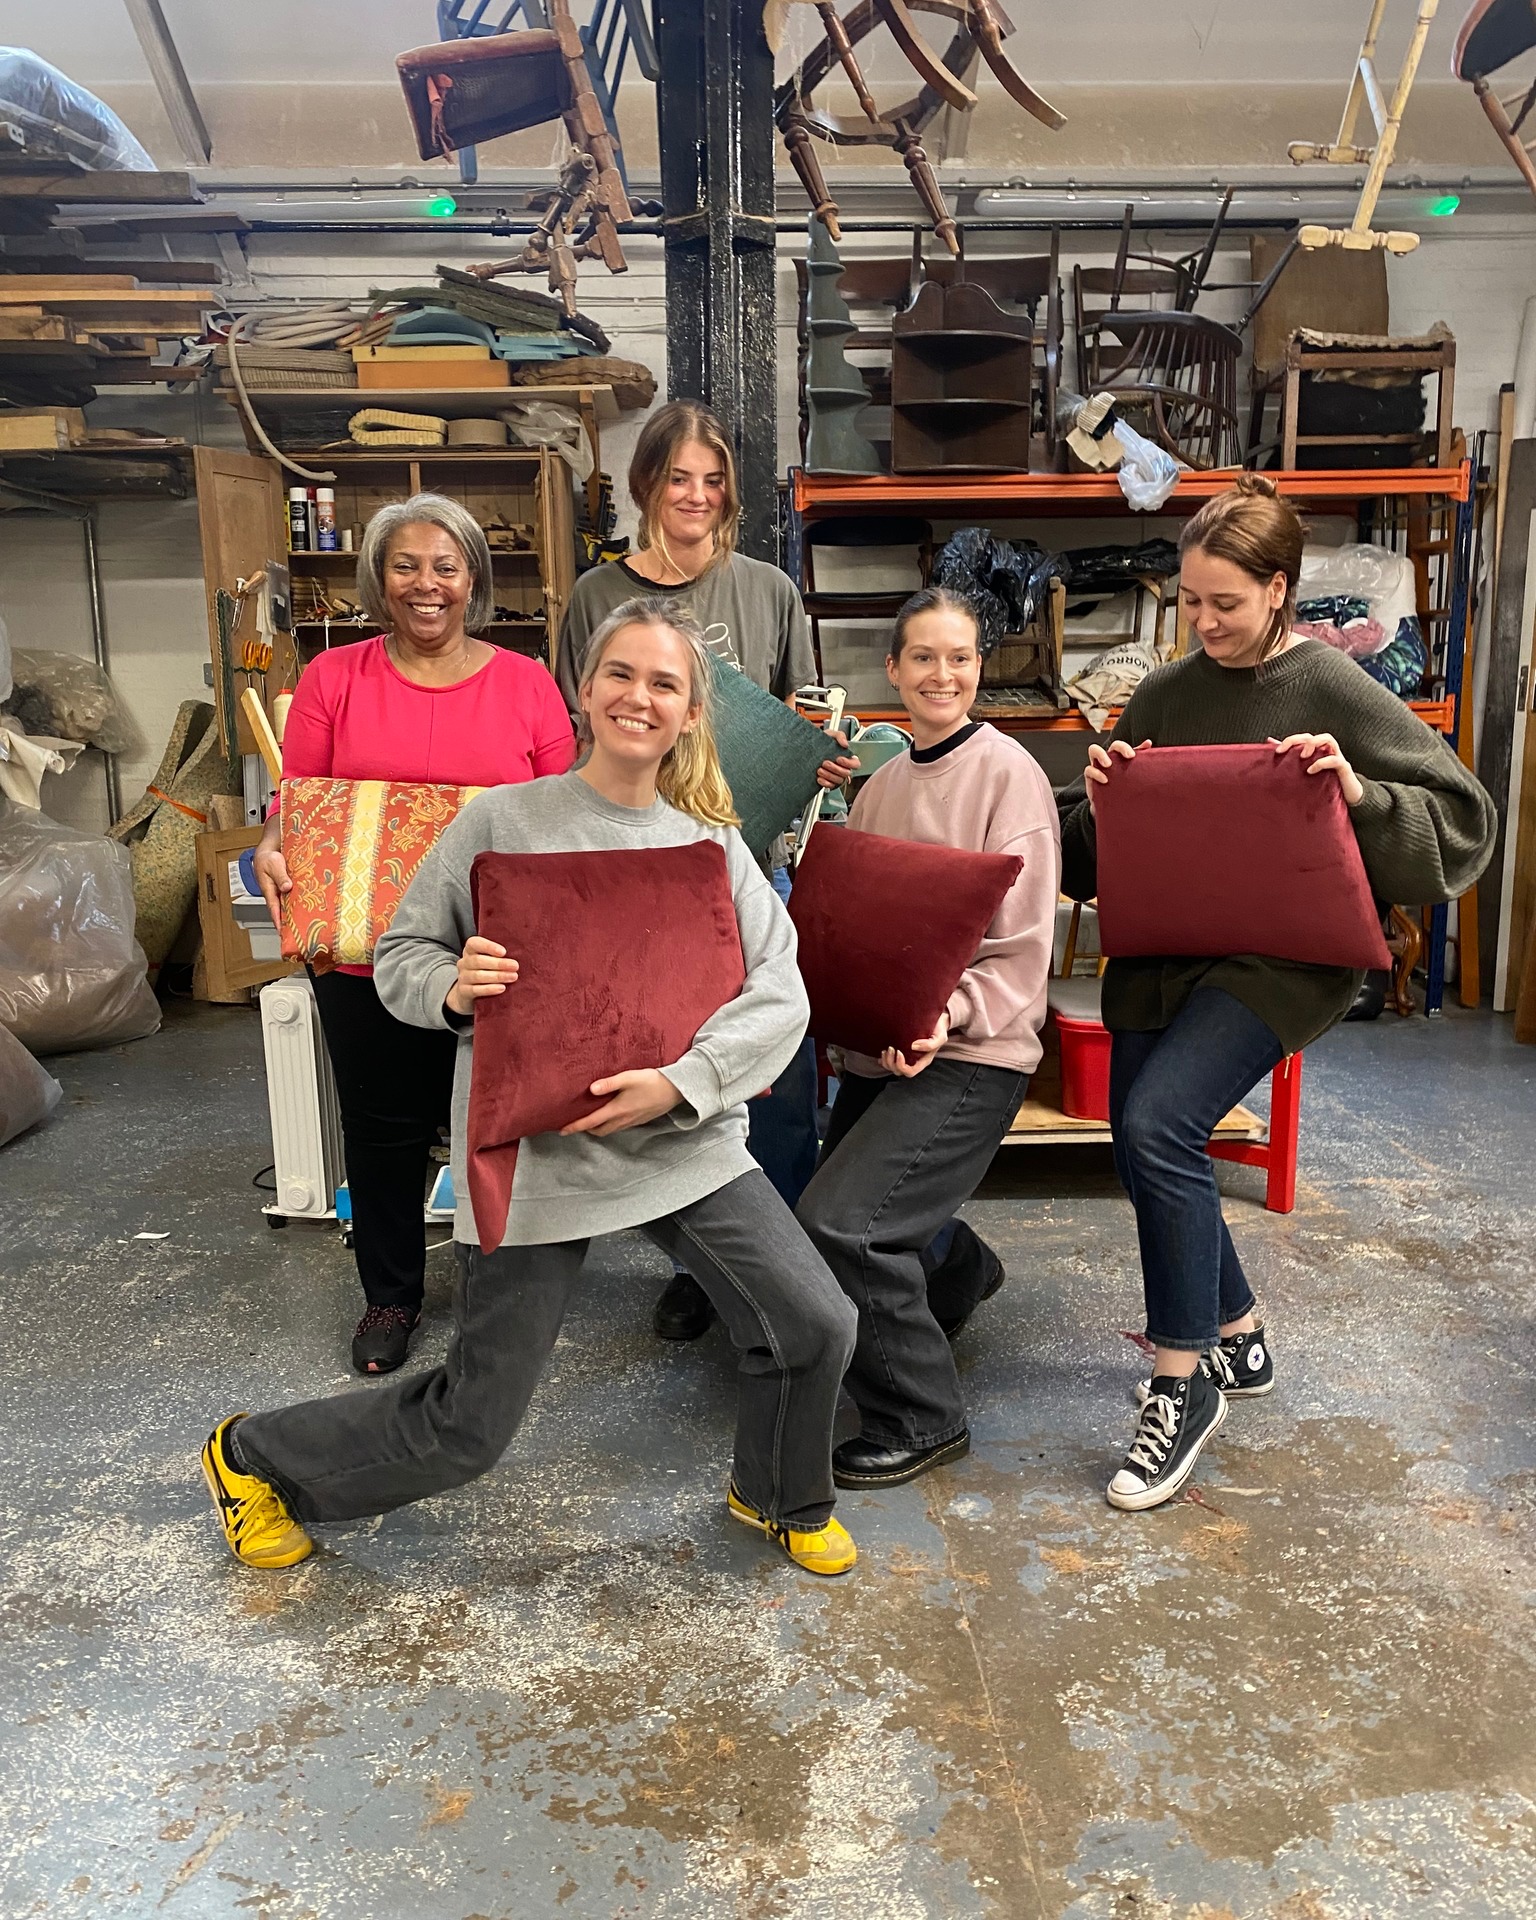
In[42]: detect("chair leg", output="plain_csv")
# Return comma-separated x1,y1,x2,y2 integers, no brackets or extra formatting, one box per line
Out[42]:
1389,904,1422,1016
1265,1054,1302,1214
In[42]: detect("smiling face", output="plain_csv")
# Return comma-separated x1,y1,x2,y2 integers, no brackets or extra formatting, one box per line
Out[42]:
652,438,728,555
1179,544,1288,669
887,605,982,747
580,620,703,776
383,521,473,653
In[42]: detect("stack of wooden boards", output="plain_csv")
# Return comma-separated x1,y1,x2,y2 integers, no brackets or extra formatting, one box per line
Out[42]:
0,274,210,407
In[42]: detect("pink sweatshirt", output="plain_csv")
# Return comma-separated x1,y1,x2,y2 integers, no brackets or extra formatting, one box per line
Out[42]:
280,635,576,975
842,723,1061,1078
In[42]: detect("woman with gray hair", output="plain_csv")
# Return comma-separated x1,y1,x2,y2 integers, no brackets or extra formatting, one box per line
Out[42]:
253,491,575,1373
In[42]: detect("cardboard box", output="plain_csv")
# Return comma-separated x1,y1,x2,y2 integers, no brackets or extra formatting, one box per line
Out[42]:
0,407,86,451
353,342,493,363
356,359,510,390
194,825,299,1003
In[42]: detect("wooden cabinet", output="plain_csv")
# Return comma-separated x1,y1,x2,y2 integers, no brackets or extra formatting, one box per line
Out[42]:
193,445,577,732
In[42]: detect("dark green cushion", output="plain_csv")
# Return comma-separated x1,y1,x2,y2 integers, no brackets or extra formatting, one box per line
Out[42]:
709,656,834,860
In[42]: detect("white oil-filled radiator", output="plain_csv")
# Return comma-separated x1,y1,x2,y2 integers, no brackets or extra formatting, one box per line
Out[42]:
259,976,345,1225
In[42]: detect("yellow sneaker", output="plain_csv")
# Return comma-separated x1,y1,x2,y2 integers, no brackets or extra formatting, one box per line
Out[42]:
727,1482,857,1577
200,1416,313,1568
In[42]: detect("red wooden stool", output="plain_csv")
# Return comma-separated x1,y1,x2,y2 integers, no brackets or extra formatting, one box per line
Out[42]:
1208,1052,1303,1215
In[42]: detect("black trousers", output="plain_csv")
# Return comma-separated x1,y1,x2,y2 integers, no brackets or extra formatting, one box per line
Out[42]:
310,968,457,1312
797,1059,1025,1447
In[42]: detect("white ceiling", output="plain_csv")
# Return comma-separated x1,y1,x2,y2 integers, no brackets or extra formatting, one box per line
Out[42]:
0,0,1484,89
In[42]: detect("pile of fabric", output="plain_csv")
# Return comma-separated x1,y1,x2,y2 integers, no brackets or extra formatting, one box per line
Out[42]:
1295,543,1428,699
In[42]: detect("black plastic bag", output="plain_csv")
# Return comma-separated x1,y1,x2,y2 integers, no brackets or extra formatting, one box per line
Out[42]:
933,529,1070,656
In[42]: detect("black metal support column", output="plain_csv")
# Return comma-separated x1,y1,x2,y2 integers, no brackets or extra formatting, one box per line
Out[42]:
657,0,779,560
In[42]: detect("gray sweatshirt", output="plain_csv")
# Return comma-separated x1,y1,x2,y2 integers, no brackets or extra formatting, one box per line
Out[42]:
373,769,809,1247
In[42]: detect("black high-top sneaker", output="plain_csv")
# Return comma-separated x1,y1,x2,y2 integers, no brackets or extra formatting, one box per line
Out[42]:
1108,1365,1227,1512
1205,1324,1274,1398
1135,1324,1275,1406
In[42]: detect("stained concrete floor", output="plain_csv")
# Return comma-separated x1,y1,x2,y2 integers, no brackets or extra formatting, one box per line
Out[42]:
2,1000,1534,1920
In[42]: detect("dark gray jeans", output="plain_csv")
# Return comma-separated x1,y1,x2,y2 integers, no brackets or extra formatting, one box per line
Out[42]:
796,1059,1026,1449
239,1171,857,1531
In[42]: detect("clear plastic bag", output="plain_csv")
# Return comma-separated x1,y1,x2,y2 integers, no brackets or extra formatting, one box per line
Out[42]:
5,647,134,753
499,401,595,483
0,1019,61,1147
0,49,155,171
0,800,160,1055
1297,543,1419,635
1112,421,1183,511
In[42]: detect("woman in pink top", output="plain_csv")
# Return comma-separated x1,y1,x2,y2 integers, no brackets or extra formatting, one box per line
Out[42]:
796,588,1060,1489
254,492,575,1373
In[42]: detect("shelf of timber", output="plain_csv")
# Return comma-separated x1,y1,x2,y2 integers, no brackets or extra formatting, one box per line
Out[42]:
1002,1063,1265,1151
793,464,1469,737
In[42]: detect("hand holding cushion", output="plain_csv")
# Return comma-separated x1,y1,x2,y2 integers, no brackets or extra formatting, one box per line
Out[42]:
465,842,746,1250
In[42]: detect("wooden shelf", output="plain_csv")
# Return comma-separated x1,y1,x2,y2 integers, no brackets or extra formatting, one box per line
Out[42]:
1004,1092,1263,1147
288,545,538,562
845,697,1456,735
221,383,619,424
794,464,1472,519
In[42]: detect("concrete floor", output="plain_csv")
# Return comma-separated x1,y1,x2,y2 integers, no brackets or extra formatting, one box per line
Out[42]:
2,999,1534,1920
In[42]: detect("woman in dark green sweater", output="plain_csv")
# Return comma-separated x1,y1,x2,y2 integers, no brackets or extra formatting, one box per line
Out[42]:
1059,474,1495,1513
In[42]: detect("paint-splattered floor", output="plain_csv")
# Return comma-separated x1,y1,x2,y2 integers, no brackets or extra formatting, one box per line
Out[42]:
2,1000,1533,1919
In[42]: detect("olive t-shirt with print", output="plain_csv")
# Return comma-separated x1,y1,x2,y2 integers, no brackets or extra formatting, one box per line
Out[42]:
555,553,815,711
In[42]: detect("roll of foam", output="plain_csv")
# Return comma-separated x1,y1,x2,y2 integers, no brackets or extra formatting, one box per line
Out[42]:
1513,296,1536,442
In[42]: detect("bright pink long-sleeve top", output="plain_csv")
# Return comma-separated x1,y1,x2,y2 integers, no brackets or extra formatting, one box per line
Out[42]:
279,635,576,975
280,635,576,790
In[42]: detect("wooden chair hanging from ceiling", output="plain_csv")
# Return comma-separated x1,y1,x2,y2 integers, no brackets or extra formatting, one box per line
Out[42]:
775,0,1066,254
1452,0,1536,204
426,0,658,188
397,0,638,311
1285,0,1440,256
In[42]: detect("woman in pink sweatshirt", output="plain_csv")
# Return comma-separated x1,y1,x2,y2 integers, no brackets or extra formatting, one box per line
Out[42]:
253,492,575,1375
796,587,1061,1488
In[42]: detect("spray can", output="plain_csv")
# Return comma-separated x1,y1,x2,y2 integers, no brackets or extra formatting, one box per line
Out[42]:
287,487,309,551
315,487,338,551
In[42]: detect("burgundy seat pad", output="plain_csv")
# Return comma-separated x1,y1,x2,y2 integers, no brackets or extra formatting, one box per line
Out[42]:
467,842,746,1251
789,826,1023,1057
1093,742,1390,970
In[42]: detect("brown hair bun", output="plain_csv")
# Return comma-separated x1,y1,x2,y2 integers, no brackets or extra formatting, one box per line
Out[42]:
1178,476,1306,663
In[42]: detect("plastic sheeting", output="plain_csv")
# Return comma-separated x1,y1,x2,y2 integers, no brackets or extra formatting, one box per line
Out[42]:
0,800,159,1056
4,647,134,753
0,1020,61,1148
0,49,154,171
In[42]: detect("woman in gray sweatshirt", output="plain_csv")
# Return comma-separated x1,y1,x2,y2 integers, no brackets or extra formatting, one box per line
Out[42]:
200,599,859,1580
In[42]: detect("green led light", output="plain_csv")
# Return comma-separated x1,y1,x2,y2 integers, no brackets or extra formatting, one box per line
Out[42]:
1427,193,1460,217
425,193,458,218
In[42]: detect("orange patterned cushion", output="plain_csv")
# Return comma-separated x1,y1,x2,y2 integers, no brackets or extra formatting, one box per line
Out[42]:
280,777,485,970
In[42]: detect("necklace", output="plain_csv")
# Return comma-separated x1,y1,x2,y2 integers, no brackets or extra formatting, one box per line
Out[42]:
389,631,475,681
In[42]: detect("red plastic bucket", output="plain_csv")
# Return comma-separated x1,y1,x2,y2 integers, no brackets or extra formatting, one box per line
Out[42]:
1054,1011,1111,1122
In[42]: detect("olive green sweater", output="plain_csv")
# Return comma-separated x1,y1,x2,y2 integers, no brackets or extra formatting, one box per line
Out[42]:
1057,641,1497,1053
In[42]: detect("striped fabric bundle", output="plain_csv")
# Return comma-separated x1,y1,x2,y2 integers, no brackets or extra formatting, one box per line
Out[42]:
347,407,448,448
280,777,484,970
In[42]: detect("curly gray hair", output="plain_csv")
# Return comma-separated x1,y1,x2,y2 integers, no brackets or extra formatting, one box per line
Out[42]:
355,492,494,633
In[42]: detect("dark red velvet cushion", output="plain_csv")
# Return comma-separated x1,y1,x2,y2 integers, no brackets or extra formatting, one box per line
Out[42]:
1093,742,1391,969
467,843,746,1251
789,826,1023,1057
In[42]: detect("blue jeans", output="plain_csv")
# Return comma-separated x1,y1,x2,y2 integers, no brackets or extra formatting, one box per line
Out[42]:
1109,988,1285,1352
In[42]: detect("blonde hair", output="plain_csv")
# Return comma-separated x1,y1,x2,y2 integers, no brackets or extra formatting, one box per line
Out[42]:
576,598,741,830
627,401,740,580
1179,473,1306,666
